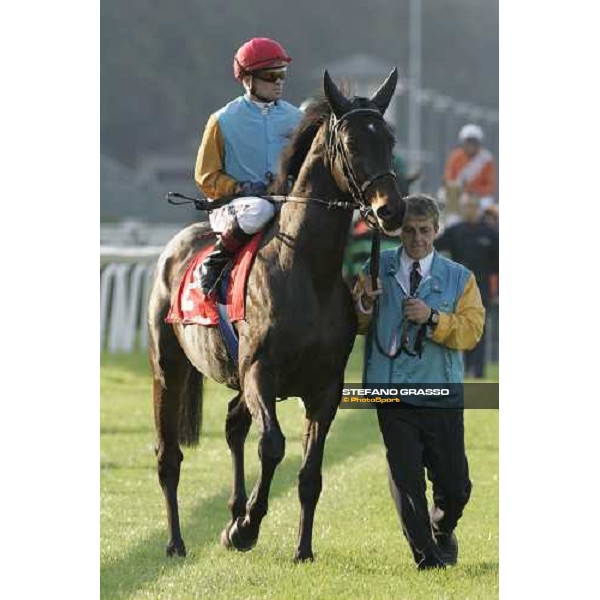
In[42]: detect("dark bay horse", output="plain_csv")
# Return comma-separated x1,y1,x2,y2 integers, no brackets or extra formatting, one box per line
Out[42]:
147,69,405,561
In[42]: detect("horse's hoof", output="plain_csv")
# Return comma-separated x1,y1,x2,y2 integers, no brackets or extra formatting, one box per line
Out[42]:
294,550,314,563
228,517,258,552
166,539,187,557
220,523,234,549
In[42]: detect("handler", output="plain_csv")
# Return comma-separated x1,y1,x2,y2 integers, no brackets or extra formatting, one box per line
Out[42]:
352,194,485,569
194,37,302,294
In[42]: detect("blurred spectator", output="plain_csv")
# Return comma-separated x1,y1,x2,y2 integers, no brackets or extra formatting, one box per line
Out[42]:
482,204,499,305
392,151,420,197
444,124,496,215
435,195,498,378
392,153,409,196
483,203,499,230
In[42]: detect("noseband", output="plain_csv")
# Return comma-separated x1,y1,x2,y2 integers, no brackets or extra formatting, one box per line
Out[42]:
326,108,396,229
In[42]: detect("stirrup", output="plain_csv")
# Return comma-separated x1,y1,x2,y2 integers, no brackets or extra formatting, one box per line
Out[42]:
200,262,231,295
199,247,233,295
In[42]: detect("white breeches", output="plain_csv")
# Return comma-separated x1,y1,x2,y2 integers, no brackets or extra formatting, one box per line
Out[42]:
208,196,276,234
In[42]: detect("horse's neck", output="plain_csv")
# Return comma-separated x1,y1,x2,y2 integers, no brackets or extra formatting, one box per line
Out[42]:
277,149,353,280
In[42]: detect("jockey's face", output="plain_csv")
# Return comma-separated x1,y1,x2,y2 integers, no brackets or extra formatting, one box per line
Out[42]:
243,63,287,102
400,215,439,260
463,138,481,158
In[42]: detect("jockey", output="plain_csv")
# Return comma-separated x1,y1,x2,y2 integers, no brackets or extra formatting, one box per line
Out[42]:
194,37,302,294
444,124,495,211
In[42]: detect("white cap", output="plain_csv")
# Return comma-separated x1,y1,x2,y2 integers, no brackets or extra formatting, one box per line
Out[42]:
458,123,484,143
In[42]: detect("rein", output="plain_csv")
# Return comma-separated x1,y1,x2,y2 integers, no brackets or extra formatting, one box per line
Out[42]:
166,191,358,212
168,108,394,220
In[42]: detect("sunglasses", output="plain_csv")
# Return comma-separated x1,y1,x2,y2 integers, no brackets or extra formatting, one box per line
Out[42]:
253,68,287,83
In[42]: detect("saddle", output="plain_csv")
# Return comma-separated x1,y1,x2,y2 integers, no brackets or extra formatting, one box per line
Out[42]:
165,232,264,360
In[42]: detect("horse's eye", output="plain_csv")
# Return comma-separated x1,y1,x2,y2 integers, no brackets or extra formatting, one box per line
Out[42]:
345,139,358,152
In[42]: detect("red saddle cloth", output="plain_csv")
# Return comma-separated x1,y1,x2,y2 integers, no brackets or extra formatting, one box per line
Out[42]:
165,232,263,326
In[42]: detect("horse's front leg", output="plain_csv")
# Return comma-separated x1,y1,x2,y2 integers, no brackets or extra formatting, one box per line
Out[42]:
221,392,252,548
295,381,341,562
227,362,285,552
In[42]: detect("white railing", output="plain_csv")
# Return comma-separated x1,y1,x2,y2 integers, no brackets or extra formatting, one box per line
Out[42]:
101,222,184,247
100,246,163,354
100,242,499,364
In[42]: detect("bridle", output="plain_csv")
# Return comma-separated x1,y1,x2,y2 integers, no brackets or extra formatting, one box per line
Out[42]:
326,109,423,360
326,108,397,230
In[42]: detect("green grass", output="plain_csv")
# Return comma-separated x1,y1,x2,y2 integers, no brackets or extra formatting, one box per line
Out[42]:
101,345,498,599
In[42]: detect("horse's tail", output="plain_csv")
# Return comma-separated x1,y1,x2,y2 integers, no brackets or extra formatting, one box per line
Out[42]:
147,248,204,448
178,369,203,447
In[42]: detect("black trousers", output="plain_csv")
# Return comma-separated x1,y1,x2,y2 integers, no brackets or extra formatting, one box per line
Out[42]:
376,405,472,566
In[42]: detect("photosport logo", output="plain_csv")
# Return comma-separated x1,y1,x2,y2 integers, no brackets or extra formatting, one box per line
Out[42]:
340,383,499,409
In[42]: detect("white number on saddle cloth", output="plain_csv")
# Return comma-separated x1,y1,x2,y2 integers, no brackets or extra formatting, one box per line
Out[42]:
181,268,203,312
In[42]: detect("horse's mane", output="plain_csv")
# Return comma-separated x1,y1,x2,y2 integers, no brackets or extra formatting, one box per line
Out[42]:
271,97,331,195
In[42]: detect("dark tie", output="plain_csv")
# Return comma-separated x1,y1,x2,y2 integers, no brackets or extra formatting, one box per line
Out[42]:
410,261,422,296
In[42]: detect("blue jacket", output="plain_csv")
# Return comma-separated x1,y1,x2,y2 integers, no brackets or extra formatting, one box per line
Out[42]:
195,95,301,198
360,246,484,406
215,95,301,184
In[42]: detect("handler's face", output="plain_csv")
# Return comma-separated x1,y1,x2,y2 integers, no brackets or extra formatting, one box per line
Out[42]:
400,216,438,260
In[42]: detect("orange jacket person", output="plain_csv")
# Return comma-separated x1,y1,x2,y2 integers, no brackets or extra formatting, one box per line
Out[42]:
444,124,495,208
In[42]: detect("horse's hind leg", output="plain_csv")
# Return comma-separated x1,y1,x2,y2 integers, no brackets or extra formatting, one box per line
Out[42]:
220,392,252,548
151,333,199,557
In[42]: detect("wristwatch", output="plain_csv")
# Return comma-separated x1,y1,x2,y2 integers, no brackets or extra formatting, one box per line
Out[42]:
428,308,440,329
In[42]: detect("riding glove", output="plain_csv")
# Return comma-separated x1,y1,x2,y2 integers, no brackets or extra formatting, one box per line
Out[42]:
238,181,268,196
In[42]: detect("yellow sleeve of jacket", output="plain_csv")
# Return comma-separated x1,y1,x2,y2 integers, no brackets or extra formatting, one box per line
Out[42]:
194,114,239,199
431,273,485,350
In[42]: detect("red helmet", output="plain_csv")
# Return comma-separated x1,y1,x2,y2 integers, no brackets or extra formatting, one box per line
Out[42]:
233,37,292,81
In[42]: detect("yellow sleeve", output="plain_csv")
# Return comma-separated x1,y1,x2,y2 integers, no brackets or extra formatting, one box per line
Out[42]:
431,273,485,350
194,114,239,199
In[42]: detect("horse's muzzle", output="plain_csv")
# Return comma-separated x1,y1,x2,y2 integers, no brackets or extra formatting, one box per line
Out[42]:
375,201,405,234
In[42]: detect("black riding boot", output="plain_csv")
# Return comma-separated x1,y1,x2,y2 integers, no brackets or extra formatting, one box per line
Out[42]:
199,222,253,295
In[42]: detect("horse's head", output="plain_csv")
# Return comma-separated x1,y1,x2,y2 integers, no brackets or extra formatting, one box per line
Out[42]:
323,69,405,235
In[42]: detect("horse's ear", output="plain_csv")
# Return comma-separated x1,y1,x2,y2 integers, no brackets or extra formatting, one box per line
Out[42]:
370,68,398,115
324,70,351,119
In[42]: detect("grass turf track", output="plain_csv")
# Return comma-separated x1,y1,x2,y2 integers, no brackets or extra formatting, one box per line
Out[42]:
101,341,498,599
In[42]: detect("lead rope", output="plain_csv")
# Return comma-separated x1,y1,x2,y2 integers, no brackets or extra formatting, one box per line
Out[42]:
370,231,408,360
